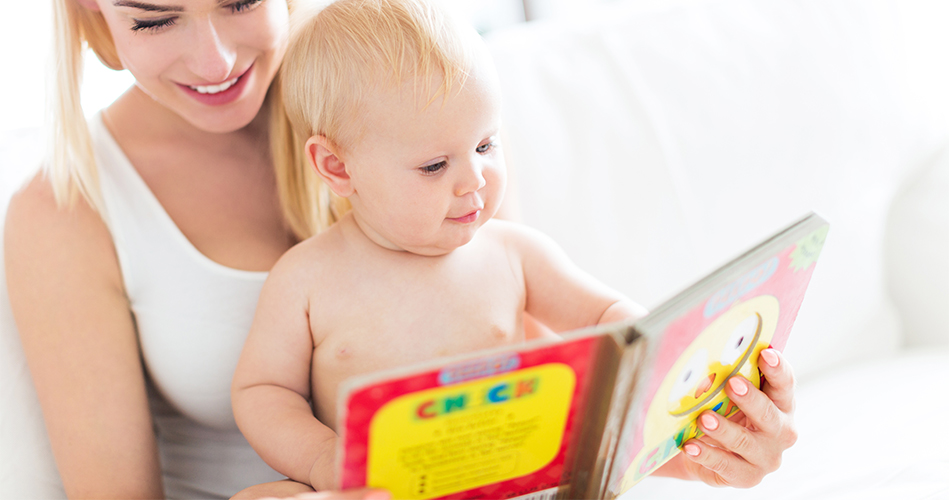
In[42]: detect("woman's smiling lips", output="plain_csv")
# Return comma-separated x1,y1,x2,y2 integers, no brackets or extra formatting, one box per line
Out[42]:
448,210,481,224
177,64,254,106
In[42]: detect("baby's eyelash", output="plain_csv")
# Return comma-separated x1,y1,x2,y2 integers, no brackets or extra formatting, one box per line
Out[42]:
476,141,496,154
420,161,447,175
131,17,176,32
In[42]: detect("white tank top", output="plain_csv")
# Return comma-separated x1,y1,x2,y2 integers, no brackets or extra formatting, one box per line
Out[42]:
91,114,285,499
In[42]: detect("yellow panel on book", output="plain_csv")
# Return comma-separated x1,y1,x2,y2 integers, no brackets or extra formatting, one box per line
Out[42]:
337,212,829,499
366,364,576,499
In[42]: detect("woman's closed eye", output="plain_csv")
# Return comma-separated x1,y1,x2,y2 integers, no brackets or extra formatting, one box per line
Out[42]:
132,17,176,32
130,0,264,32
229,0,265,13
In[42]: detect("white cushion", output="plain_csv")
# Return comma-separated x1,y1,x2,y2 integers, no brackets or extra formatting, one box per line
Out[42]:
885,146,949,347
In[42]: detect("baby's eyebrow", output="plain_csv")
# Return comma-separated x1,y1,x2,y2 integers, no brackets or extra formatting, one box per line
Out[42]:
113,0,185,12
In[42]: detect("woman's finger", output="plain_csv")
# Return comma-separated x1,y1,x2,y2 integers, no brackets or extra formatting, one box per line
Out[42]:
725,375,793,442
680,438,760,488
695,410,779,473
758,348,796,414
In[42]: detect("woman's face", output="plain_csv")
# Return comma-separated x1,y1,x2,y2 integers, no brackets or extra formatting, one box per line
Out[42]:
87,0,289,133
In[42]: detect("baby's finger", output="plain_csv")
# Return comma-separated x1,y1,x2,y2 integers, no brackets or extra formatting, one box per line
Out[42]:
680,439,760,488
758,348,796,414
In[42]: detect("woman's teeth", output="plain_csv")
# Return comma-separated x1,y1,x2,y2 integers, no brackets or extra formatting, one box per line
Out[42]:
189,76,239,94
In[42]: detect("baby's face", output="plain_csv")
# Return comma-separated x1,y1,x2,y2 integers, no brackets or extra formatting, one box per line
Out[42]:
342,58,505,256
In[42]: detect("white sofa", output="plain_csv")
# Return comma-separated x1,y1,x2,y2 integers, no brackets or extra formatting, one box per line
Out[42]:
486,0,949,498
2,0,947,498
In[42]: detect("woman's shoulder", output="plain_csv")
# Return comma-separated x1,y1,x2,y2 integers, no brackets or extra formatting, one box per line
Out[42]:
5,173,120,282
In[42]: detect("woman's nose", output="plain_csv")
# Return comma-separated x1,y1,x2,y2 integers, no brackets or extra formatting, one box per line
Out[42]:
188,17,237,83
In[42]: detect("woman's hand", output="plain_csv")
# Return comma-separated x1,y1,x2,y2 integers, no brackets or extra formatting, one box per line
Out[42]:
656,348,798,487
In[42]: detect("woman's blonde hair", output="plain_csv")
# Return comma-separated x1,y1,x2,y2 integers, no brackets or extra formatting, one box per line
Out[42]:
278,0,475,193
48,0,122,213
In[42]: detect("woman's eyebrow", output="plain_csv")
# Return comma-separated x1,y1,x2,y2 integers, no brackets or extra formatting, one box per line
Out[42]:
112,0,185,12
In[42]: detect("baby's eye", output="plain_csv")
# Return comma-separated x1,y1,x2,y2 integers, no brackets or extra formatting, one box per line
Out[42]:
475,141,495,154
131,17,177,32
420,161,447,175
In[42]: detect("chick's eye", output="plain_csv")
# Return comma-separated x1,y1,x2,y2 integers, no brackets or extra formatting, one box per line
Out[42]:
476,141,495,154
420,161,447,175
230,0,264,13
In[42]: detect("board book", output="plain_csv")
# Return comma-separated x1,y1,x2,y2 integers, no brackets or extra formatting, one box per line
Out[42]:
336,212,829,499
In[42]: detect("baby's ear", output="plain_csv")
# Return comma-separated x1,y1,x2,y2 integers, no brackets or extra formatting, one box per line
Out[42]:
305,136,354,197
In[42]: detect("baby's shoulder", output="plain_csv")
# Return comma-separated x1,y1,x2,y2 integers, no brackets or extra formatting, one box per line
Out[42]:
479,218,557,250
267,223,348,283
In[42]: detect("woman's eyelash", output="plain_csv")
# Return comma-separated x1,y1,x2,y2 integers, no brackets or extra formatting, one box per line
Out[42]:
230,0,264,13
131,0,262,32
131,17,176,32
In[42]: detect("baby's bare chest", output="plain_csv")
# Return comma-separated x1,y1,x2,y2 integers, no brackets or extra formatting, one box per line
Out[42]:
307,253,525,426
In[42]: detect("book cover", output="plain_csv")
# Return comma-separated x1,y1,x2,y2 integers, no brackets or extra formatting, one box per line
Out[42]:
336,329,624,499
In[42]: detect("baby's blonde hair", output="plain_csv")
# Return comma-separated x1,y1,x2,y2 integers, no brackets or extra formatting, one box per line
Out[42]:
280,0,475,155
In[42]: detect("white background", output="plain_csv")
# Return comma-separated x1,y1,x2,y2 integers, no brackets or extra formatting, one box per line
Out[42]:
1,0,947,135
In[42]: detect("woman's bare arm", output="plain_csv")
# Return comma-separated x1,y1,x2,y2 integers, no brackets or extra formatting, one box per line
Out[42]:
5,175,164,499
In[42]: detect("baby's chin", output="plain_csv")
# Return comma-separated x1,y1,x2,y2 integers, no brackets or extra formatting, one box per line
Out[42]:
397,239,472,257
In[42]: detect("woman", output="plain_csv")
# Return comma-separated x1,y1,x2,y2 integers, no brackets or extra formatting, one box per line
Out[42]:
3,0,798,498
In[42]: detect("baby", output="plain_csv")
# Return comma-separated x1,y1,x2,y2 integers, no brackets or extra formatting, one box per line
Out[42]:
231,0,645,490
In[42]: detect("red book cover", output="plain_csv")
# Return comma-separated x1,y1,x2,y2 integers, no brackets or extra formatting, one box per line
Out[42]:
337,332,617,499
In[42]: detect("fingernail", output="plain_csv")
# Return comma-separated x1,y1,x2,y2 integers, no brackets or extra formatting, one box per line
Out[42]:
729,376,748,396
684,443,701,456
700,413,718,431
761,349,779,367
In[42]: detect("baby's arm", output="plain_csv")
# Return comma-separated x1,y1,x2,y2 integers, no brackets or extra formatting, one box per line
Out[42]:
501,221,647,331
232,251,337,490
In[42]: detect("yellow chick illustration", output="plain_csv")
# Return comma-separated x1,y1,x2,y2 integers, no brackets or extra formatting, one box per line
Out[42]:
623,295,780,488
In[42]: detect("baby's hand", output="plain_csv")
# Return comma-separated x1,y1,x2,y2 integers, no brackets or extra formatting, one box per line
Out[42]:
661,348,798,487
278,489,391,500
231,480,389,500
